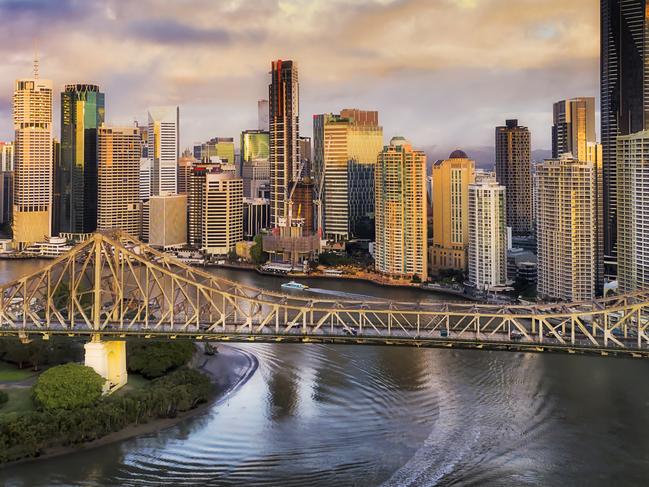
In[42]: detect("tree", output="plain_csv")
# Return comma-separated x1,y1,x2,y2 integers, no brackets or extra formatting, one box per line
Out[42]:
250,234,268,265
127,340,195,379
33,363,105,411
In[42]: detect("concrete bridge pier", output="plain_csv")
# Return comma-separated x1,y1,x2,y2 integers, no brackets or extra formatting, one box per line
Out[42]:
84,335,128,393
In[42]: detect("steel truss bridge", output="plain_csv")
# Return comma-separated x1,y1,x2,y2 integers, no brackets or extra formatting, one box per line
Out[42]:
1,232,649,359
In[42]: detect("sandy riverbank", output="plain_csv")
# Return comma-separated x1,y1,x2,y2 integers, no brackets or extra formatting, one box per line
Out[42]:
1,344,258,466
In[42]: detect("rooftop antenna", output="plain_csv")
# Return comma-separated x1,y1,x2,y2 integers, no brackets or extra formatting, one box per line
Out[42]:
33,40,39,79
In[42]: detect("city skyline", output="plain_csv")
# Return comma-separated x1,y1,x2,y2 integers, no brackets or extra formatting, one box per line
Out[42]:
0,0,598,153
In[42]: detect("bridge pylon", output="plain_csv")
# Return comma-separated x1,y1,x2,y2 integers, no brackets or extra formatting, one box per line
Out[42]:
84,334,127,393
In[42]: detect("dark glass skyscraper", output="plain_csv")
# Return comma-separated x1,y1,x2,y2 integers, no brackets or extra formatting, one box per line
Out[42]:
269,59,299,228
601,0,649,275
56,84,105,235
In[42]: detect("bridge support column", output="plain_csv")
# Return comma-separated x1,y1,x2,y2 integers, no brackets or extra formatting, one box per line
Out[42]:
84,336,127,393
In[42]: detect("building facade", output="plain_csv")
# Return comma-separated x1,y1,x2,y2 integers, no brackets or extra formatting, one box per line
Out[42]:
57,84,105,236
495,119,533,235
536,155,597,301
148,106,179,195
13,77,53,248
97,126,141,236
194,137,235,165
617,131,649,293
313,109,383,241
601,0,649,276
148,193,187,250
188,164,243,255
0,142,14,226
552,97,596,160
269,59,299,228
468,172,507,291
430,150,476,274
374,137,427,281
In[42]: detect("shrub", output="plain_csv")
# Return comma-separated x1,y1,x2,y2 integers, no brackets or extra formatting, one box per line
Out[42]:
33,364,105,411
0,391,7,407
127,340,195,379
0,367,214,463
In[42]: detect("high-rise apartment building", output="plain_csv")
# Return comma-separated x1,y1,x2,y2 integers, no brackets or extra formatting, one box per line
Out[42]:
536,154,597,301
495,119,533,235
313,109,383,241
97,126,141,236
552,97,596,160
188,164,243,255
13,77,53,248
468,172,507,291
148,106,179,195
601,0,649,275
430,150,476,273
374,137,427,281
269,59,299,228
57,84,105,236
617,131,649,293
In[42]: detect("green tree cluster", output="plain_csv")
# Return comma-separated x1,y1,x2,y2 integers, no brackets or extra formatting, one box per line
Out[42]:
0,337,83,371
0,367,213,463
250,234,268,265
33,364,105,411
127,340,195,379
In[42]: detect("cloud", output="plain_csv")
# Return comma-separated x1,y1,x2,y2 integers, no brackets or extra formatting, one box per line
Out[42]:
0,0,599,151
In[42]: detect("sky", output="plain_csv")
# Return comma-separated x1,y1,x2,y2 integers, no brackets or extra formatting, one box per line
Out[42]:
0,0,599,156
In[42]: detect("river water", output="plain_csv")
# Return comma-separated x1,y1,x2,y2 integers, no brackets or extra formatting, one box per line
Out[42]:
1,262,649,486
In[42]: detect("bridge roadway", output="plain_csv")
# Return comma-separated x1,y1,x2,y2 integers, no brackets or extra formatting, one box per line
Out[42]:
0,232,648,360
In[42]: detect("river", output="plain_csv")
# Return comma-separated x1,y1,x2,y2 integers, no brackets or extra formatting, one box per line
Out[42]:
1,262,649,486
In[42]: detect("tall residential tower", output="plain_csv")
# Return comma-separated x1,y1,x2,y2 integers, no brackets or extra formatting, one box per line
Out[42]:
495,119,532,235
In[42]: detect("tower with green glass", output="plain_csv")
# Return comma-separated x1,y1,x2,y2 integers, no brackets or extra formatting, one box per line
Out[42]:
56,84,105,236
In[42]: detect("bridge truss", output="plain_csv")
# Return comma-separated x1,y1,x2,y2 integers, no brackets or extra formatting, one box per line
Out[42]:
1,232,649,358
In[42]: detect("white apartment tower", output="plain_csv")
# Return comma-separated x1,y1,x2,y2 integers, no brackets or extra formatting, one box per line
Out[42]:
12,77,53,248
468,172,508,291
617,131,649,293
148,106,179,195
536,154,597,301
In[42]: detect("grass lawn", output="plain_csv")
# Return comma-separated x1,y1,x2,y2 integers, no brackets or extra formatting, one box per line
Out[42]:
0,387,34,416
0,362,36,382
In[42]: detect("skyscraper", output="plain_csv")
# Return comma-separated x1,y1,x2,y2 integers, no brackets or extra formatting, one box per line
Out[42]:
374,137,427,281
617,130,649,293
430,150,476,273
194,137,235,165
495,119,532,235
468,172,507,291
57,84,105,236
536,154,597,301
313,109,383,241
148,106,179,195
269,59,299,228
13,76,53,248
552,97,596,160
0,142,14,226
258,99,269,131
601,0,649,276
97,126,141,236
